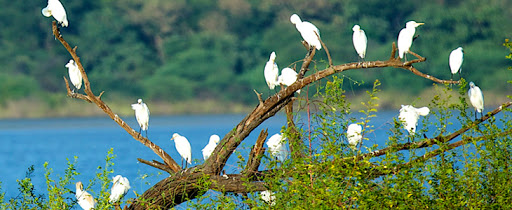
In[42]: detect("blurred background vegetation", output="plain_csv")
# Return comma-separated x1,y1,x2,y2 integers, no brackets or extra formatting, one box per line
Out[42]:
0,0,511,117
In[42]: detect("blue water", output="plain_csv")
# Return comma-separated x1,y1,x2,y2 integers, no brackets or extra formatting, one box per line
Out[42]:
0,110,492,207
0,114,293,204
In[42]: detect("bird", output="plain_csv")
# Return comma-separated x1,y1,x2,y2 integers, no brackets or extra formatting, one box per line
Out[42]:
260,190,276,206
65,59,82,92
264,52,279,90
347,123,363,150
352,25,368,61
41,0,68,27
278,67,300,93
202,134,220,160
449,47,464,80
171,133,192,169
109,175,131,204
290,14,322,50
468,82,484,119
399,105,430,135
266,133,289,162
75,181,95,210
397,21,424,60
131,99,150,138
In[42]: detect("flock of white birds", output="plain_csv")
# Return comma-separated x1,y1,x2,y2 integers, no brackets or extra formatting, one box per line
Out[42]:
44,0,486,207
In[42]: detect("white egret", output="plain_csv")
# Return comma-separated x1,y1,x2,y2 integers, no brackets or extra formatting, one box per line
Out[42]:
260,190,276,206
266,133,289,162
109,175,131,204
42,0,68,27
65,59,82,91
202,134,220,160
131,99,150,137
352,25,367,60
397,21,424,60
264,52,279,90
449,47,464,80
468,82,484,119
171,133,192,169
75,181,95,210
290,14,322,50
278,67,300,93
399,105,430,135
347,123,363,150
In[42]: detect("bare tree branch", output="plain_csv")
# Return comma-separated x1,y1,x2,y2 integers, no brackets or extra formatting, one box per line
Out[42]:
51,21,181,173
242,129,268,179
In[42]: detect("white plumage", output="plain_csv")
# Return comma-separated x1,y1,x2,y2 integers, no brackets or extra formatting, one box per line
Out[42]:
171,133,192,168
468,82,484,118
290,14,322,50
109,175,131,203
65,59,82,90
260,190,276,206
42,0,68,27
399,105,430,135
278,67,300,93
397,21,424,59
352,25,367,59
449,47,464,76
131,99,150,136
75,181,95,210
266,133,289,162
347,123,363,150
202,134,220,160
264,52,279,90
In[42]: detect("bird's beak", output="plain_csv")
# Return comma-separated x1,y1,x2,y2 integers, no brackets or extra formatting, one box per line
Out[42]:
170,137,175,141
417,22,424,26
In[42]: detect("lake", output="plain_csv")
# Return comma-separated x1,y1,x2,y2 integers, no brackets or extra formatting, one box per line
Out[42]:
0,110,481,207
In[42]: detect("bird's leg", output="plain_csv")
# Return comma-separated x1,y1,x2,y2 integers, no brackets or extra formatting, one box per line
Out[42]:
145,130,148,138
185,161,188,169
138,128,142,138
181,158,184,169
480,111,484,119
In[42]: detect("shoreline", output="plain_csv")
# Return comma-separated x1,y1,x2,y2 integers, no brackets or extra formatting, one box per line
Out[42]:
0,88,508,119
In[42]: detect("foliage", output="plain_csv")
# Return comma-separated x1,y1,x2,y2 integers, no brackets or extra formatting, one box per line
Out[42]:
0,149,131,209
1,0,511,106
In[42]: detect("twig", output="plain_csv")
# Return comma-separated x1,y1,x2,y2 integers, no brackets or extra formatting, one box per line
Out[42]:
137,158,172,173
317,32,333,67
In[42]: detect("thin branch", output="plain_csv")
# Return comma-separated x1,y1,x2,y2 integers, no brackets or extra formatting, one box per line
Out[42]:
137,158,172,173
253,89,263,106
63,77,92,103
242,129,268,179
317,32,333,67
51,21,181,173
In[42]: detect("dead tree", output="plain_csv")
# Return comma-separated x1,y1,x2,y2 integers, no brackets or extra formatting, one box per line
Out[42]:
47,21,510,209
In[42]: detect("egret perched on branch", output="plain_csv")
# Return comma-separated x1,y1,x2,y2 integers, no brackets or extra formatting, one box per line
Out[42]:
347,123,363,150
278,67,300,93
266,133,289,162
109,175,130,204
468,82,484,119
171,133,192,169
131,99,150,138
75,181,95,210
202,134,220,160
290,14,322,50
399,105,430,135
65,59,82,92
449,47,464,80
42,0,68,27
352,25,367,61
264,52,279,90
397,21,424,60
260,190,276,206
